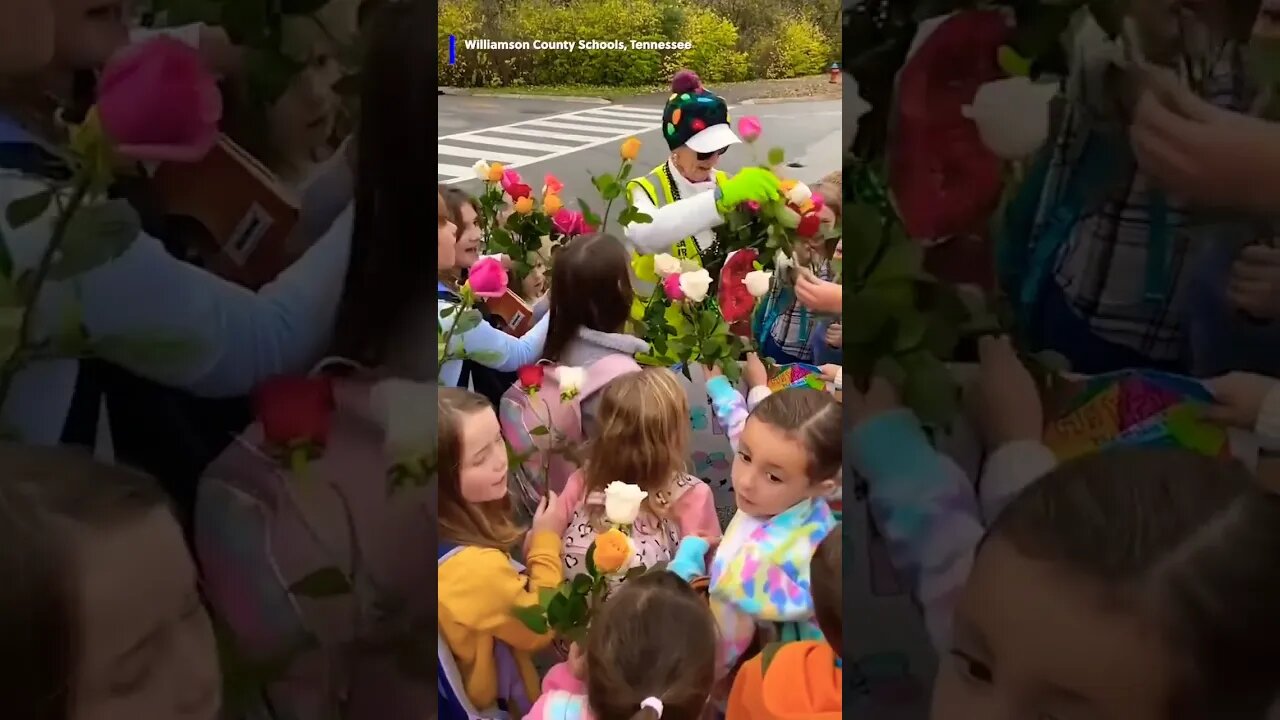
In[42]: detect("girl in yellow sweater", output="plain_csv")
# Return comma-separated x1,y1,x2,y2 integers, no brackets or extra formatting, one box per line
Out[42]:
438,388,570,716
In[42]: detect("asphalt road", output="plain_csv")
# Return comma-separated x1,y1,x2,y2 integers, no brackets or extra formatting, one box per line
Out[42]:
438,95,842,226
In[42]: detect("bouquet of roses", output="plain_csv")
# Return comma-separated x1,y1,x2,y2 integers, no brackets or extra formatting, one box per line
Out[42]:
471,163,568,285
512,481,658,644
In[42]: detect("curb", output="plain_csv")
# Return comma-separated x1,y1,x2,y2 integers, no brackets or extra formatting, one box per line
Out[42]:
739,94,840,105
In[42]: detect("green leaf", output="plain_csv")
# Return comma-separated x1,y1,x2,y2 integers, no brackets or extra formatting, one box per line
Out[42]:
439,304,458,318
902,352,959,427
843,203,882,276
5,189,53,230
289,567,353,598
466,350,503,365
577,198,602,228
630,211,652,224
571,573,593,595
512,603,549,634
565,592,588,623
869,239,924,284
767,147,785,165
47,199,141,281
452,308,482,334
547,592,569,626
893,313,928,352
529,425,550,436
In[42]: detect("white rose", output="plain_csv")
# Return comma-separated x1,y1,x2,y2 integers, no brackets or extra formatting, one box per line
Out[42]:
556,366,586,401
678,269,713,303
961,77,1059,161
370,378,434,461
679,258,701,273
472,159,491,181
775,250,794,274
603,481,648,525
743,270,773,298
786,181,812,207
653,253,682,277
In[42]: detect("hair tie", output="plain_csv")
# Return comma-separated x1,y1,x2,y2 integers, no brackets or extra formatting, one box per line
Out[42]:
640,697,664,718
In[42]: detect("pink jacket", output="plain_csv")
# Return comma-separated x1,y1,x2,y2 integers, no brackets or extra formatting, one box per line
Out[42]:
522,662,593,720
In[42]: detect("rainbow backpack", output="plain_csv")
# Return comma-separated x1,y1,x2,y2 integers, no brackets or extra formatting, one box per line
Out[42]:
194,364,433,719
498,354,639,518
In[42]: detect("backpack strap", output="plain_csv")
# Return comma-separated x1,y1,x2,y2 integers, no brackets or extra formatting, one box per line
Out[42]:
759,642,786,674
579,353,641,399
438,540,463,563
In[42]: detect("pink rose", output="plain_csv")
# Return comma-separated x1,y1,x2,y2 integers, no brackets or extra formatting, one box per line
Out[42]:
467,257,509,298
810,192,824,211
552,208,589,237
737,115,762,143
743,200,761,214
662,273,685,301
96,37,221,162
501,168,524,195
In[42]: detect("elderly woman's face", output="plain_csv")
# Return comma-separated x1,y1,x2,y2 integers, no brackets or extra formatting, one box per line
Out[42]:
672,145,724,183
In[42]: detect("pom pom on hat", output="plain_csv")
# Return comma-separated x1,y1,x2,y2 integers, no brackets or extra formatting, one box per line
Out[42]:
670,69,701,94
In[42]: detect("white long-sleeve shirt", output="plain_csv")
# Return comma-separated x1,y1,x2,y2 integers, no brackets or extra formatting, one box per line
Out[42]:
623,161,723,256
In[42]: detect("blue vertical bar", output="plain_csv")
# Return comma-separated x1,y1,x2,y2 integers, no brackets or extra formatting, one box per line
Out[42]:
449,35,456,65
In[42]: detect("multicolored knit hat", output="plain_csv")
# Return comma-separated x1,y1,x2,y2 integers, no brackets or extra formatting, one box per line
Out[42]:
661,70,740,153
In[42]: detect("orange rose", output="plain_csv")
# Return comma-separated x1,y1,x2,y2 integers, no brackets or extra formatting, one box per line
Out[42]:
779,178,798,194
486,162,505,184
543,193,563,214
514,196,534,214
593,528,632,574
620,137,641,161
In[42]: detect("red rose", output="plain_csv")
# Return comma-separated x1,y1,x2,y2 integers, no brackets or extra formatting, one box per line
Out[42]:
718,248,759,324
507,182,533,201
796,212,822,239
517,364,545,393
890,10,1007,240
252,375,335,459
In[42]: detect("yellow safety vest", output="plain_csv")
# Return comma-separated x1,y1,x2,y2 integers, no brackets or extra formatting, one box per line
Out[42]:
626,162,729,265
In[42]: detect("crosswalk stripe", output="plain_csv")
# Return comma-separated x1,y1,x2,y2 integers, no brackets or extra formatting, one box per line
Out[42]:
581,107,665,121
485,126,610,143
437,144,537,163
439,104,699,183
438,162,473,179
568,114,658,130
449,133,576,153
520,119,622,135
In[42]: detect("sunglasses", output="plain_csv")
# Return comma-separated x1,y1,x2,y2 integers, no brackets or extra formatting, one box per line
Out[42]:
695,147,728,161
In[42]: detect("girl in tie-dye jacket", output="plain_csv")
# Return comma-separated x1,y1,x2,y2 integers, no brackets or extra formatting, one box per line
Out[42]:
676,362,842,676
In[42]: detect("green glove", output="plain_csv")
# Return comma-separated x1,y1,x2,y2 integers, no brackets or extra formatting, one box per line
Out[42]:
716,167,781,214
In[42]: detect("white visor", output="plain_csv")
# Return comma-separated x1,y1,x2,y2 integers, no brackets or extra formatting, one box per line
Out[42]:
685,123,741,154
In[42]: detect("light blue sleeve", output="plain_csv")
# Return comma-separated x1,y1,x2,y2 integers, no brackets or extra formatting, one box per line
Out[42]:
706,375,750,452
851,410,984,652
75,204,354,397
439,300,549,373
669,535,710,581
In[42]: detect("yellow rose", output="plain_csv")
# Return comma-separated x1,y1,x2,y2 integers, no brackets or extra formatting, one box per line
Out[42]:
779,179,798,194
593,528,632,574
486,162,505,184
514,196,534,214
620,137,641,161
544,193,563,214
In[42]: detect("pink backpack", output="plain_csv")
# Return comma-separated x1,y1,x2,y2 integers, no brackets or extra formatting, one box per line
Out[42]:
195,364,433,720
498,354,639,518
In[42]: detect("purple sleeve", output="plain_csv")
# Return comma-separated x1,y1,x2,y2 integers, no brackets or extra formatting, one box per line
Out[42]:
706,375,750,452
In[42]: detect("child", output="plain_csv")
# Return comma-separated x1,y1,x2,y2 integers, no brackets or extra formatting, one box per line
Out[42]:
437,387,570,715
0,443,220,719
754,182,839,365
692,364,842,675
558,368,721,589
727,524,842,719
523,571,719,720
849,340,1280,718
810,238,842,367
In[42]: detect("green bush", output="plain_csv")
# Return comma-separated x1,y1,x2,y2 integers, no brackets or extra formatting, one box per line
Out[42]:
664,7,748,83
505,0,666,87
437,0,483,86
759,18,831,79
